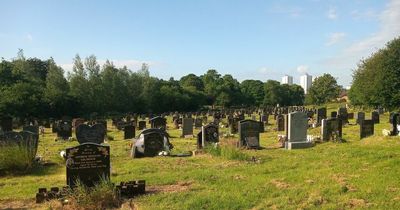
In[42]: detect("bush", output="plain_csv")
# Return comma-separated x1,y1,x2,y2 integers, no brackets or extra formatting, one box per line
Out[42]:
65,178,121,210
0,143,35,173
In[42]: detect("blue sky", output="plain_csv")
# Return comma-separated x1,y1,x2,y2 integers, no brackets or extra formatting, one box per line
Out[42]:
1,0,399,87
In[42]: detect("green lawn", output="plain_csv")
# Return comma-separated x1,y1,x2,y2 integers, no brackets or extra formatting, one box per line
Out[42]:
1,106,400,209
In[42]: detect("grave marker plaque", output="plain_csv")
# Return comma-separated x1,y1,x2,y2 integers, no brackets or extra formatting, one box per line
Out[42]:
149,116,167,131
57,120,72,139
238,120,260,149
124,125,135,139
76,124,105,144
276,115,285,131
371,111,380,124
138,121,146,130
285,112,313,149
182,118,193,137
316,108,327,125
360,119,374,139
200,123,219,148
356,112,365,124
66,143,110,187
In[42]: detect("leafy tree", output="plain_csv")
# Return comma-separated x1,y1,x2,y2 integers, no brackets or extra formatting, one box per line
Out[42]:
349,37,400,110
240,80,264,106
307,73,341,105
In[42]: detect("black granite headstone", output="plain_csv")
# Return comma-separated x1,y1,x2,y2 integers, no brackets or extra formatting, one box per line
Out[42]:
66,143,110,187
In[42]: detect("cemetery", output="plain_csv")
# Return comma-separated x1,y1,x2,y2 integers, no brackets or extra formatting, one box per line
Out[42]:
2,1,400,209
1,104,400,209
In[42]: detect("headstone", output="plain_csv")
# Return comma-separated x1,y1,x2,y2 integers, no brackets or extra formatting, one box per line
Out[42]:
259,121,265,133
72,118,85,130
276,115,285,131
360,119,374,139
181,118,193,137
0,131,39,161
356,112,365,124
138,121,146,130
337,108,349,124
229,118,239,134
76,124,105,144
149,116,167,131
57,120,72,140
390,113,399,136
131,129,173,158
371,111,379,124
65,143,110,187
198,123,219,149
316,108,327,126
124,125,135,140
321,118,342,141
194,118,203,128
285,112,313,149
238,120,260,149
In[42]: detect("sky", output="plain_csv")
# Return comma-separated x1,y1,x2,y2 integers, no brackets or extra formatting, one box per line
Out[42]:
1,0,400,87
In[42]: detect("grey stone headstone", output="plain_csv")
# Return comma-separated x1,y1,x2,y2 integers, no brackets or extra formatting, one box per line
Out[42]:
285,112,313,149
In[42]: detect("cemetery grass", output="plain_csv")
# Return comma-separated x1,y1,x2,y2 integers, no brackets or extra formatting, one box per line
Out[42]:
1,106,400,209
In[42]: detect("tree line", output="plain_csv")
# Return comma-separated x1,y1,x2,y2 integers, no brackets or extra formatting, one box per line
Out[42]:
0,50,344,118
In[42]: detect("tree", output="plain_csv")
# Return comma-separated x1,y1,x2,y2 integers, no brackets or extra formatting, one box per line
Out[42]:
307,74,341,105
44,59,70,116
240,80,265,106
349,37,400,110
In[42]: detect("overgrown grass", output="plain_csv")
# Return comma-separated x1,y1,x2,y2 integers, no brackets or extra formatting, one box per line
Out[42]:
64,178,121,210
0,143,36,173
204,141,251,161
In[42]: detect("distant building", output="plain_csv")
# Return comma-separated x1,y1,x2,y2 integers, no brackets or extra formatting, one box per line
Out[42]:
300,74,313,94
281,75,293,85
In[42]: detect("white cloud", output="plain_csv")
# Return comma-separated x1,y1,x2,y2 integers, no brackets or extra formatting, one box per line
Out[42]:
327,7,337,20
321,0,400,85
60,59,157,72
296,65,309,74
326,32,346,46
